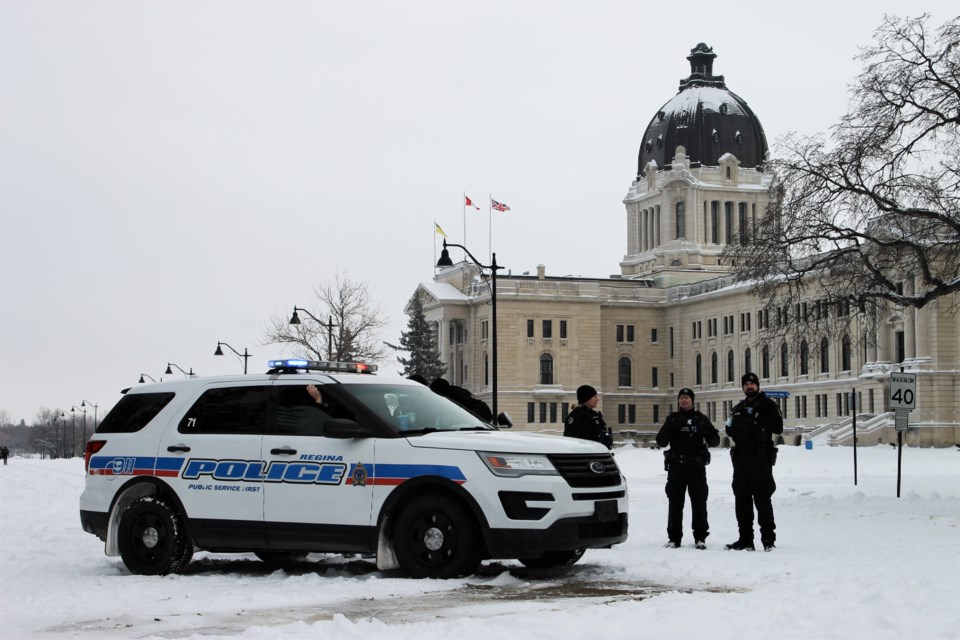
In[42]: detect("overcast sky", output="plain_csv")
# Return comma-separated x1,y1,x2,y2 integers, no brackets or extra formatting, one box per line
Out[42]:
1,1,956,424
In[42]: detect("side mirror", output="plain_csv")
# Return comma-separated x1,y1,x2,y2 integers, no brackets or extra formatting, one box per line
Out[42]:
496,411,513,428
324,418,376,439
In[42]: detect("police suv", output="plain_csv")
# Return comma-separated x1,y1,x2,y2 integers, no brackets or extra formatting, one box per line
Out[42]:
79,360,628,578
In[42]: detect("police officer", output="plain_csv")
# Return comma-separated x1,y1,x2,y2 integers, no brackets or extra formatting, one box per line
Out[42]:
725,372,784,551
656,388,720,549
564,385,613,448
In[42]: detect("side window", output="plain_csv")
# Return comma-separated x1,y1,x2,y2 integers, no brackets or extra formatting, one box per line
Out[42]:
96,392,175,434
274,384,347,436
179,386,272,435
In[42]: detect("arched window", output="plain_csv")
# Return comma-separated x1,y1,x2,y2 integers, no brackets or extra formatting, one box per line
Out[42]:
539,353,553,385
727,350,735,382
780,342,789,377
800,340,809,375
841,335,852,372
618,357,632,387
761,346,770,380
695,354,702,386
483,353,489,386
676,202,686,238
744,347,752,377
711,352,718,384
820,338,830,373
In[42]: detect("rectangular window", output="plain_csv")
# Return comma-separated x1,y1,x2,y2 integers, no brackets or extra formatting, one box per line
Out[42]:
542,320,552,338
481,320,488,341
561,402,570,422
527,402,535,423
539,402,547,423
725,201,733,244
618,404,626,423
527,319,534,338
627,325,635,342
669,327,674,358
653,404,660,424
560,320,567,339
180,386,272,435
628,404,636,424
549,402,557,423
616,325,624,342
651,328,658,343
651,367,658,388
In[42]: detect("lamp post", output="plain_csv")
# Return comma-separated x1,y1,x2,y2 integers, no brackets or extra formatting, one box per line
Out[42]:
81,399,98,443
436,239,503,418
214,341,251,374
139,373,158,384
70,406,80,458
165,363,196,377
289,307,338,361
58,411,67,459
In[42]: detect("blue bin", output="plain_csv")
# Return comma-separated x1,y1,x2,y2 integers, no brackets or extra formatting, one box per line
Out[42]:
804,440,813,450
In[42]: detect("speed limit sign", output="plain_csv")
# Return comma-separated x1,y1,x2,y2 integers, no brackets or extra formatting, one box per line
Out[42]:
889,372,917,410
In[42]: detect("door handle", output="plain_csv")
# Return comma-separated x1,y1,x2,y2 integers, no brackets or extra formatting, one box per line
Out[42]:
270,448,297,455
167,445,191,453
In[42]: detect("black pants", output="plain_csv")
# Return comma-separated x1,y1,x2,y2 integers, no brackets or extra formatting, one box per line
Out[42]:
731,452,777,543
665,462,709,543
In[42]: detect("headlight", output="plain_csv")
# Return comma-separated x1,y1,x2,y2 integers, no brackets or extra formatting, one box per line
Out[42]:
477,452,558,477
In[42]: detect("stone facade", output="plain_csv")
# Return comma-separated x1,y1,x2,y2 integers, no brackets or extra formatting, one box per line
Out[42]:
408,44,959,447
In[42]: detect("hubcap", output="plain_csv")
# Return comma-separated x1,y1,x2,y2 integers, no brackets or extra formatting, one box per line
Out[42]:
423,526,444,551
141,526,160,549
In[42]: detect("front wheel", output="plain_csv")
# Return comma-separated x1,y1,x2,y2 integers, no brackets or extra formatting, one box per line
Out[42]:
518,548,585,569
393,495,481,578
117,496,193,575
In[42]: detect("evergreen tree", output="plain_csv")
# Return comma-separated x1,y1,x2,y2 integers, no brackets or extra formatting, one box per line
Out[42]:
386,295,446,380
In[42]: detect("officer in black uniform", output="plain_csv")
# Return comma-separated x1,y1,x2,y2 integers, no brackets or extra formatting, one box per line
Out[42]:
656,388,720,549
725,372,784,551
564,385,613,448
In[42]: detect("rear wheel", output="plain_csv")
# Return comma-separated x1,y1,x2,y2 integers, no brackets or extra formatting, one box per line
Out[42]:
117,496,193,575
518,548,585,569
393,494,481,578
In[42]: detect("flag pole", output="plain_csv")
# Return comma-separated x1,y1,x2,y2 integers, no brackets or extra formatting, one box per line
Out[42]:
462,191,467,248
488,194,492,264
433,219,437,270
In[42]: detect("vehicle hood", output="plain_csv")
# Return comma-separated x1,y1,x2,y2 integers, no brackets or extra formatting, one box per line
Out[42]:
404,430,609,454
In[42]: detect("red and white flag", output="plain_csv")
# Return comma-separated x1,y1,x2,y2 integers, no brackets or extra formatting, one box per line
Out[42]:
464,195,480,210
491,198,510,212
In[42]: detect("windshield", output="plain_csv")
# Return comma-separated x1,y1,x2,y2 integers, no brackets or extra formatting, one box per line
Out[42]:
343,384,494,434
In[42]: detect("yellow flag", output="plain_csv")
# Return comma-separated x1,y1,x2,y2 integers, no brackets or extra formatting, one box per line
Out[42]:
434,222,448,237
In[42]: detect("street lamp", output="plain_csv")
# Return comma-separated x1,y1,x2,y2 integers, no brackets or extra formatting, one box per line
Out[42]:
58,411,67,459
165,363,196,377
70,406,80,458
289,306,338,361
214,341,251,374
81,399,98,442
139,373,158,384
436,239,504,418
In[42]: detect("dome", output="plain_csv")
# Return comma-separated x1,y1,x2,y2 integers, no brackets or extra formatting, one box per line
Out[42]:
636,44,768,178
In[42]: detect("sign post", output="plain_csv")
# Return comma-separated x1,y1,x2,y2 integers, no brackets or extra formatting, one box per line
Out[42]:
889,372,916,498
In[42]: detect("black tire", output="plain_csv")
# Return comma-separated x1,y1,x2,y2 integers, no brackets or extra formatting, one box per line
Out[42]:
393,494,481,578
118,496,193,575
518,548,586,569
254,551,310,568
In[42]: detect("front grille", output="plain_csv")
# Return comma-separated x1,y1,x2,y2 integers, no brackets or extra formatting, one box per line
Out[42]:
548,453,622,488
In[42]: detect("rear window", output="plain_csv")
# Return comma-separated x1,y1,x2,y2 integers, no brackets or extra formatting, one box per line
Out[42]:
96,392,175,434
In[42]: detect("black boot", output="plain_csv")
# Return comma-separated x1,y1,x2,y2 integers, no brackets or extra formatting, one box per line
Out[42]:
725,539,755,551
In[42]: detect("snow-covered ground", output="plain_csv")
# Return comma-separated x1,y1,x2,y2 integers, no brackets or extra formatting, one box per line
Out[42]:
1,442,958,639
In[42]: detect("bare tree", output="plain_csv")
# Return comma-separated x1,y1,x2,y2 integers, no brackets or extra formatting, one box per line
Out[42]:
262,270,390,364
724,14,960,333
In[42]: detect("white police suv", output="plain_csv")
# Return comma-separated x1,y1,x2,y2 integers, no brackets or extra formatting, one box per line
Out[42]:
79,360,628,578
